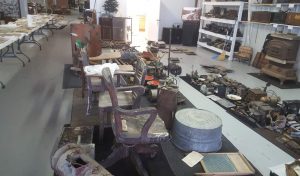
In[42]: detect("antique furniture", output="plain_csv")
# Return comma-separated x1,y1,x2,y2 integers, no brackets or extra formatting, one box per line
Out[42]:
261,33,300,85
70,24,102,66
98,58,147,141
157,87,178,130
162,27,182,44
99,17,131,42
172,108,222,152
82,50,135,115
89,50,121,63
81,51,104,115
100,68,169,176
182,21,199,46
99,17,113,41
234,46,253,64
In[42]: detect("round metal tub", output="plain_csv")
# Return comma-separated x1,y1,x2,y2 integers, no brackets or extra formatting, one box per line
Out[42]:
171,108,222,152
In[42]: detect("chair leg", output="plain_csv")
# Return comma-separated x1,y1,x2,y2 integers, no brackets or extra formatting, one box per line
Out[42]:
86,89,92,116
100,145,129,168
99,108,105,143
135,144,159,158
130,151,149,176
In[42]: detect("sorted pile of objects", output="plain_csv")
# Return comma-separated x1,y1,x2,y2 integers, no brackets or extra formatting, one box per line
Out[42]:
204,7,239,20
203,23,243,37
184,70,300,154
201,64,233,76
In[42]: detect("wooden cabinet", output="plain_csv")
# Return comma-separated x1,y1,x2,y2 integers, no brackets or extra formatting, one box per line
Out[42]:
112,17,126,41
99,17,127,41
99,17,113,41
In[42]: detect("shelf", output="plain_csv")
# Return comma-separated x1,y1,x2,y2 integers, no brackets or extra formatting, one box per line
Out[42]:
271,23,300,29
199,29,243,40
248,21,273,25
201,16,236,24
265,55,296,64
241,21,300,29
197,41,230,56
203,1,245,6
251,3,300,6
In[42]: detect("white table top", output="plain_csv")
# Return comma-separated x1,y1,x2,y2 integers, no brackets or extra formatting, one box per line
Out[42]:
0,36,18,50
0,14,59,50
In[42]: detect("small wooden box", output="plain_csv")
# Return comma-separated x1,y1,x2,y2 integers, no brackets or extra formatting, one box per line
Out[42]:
251,11,272,23
286,13,300,26
245,88,267,102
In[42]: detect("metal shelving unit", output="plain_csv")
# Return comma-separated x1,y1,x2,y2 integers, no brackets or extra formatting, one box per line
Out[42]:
249,1,300,31
198,1,245,60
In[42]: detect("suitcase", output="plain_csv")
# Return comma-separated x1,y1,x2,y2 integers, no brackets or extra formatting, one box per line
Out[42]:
276,0,290,2
261,0,273,3
285,13,300,26
271,12,287,24
251,11,272,23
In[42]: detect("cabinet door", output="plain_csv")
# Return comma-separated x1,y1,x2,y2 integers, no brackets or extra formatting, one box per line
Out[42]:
113,17,126,41
99,17,113,41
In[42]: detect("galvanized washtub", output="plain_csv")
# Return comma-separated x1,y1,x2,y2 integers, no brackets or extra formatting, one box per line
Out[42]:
171,108,222,152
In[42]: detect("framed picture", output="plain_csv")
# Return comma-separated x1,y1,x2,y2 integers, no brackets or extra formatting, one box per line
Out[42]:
182,7,201,21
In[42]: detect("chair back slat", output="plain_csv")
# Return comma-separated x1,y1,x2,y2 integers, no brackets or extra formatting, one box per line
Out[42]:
81,51,93,89
101,68,119,107
134,58,147,85
102,68,123,136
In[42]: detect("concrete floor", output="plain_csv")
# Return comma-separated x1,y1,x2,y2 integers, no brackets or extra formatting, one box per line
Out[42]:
0,25,73,175
0,24,299,175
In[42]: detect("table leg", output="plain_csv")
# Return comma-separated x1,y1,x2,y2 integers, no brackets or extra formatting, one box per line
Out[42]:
44,23,54,35
0,49,3,62
17,39,30,62
2,44,25,67
0,81,5,89
34,29,48,41
21,34,42,50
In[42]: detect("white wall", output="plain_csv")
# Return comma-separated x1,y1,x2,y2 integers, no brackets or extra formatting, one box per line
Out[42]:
90,0,127,23
91,0,196,39
158,0,195,39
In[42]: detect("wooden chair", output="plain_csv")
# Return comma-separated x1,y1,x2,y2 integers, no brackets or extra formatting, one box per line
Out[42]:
100,68,169,176
81,51,104,115
234,46,253,65
117,57,147,87
98,58,147,141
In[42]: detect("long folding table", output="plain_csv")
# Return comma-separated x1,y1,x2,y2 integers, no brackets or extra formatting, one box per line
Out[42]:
0,14,66,88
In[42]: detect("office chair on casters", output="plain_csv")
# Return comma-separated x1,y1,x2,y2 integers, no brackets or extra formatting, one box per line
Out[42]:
100,68,169,176
98,58,147,142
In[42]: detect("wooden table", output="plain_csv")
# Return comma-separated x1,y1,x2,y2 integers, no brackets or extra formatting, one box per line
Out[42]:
89,50,122,63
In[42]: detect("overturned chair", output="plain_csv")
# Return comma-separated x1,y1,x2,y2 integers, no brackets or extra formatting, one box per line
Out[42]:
100,68,169,176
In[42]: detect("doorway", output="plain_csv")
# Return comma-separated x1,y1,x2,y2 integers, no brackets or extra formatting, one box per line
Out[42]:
126,0,160,49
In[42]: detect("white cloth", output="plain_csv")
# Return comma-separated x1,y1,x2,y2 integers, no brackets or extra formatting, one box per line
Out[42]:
84,63,120,76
